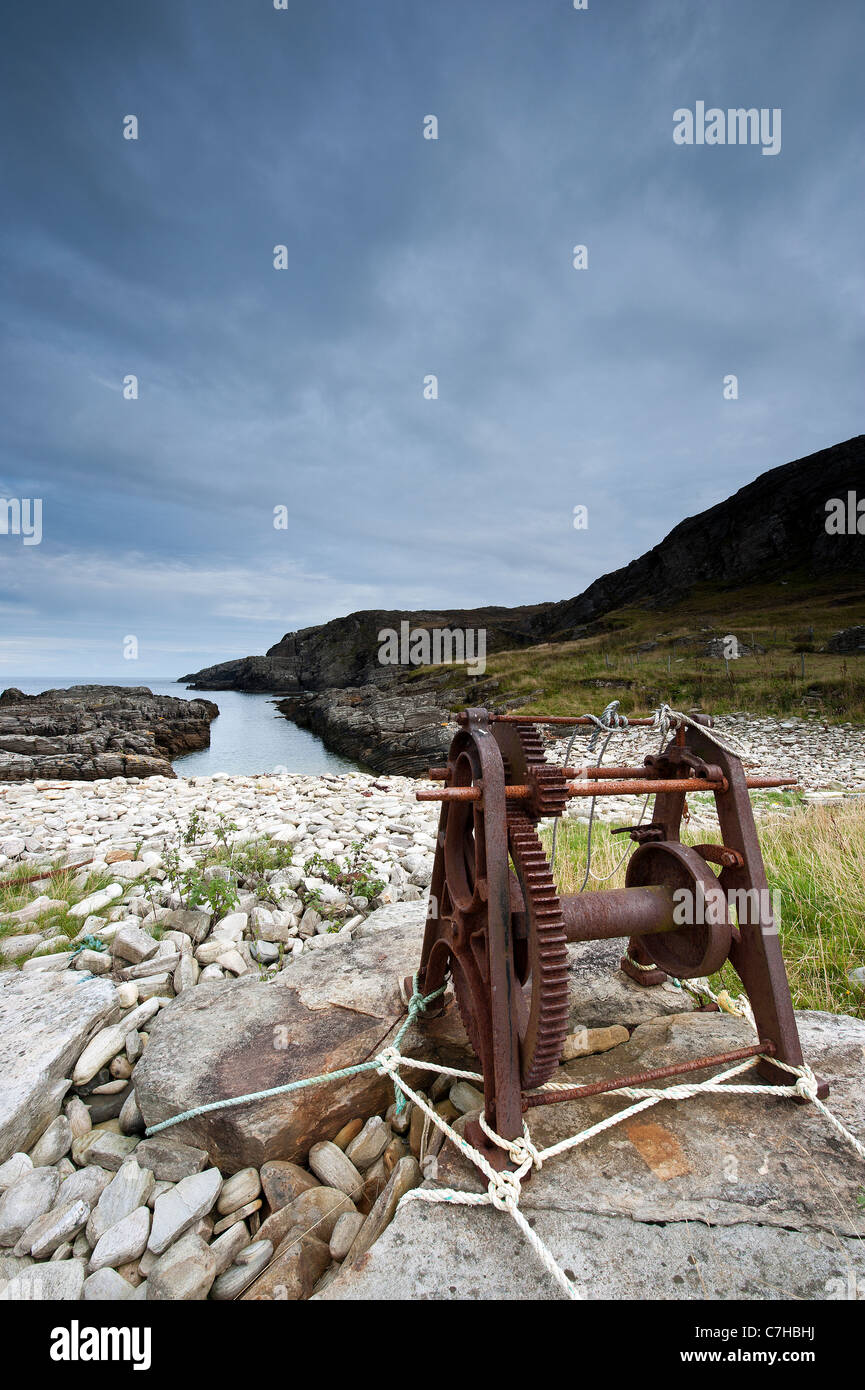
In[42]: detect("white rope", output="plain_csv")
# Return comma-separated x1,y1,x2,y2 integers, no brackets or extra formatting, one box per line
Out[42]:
651,703,750,761
373,1041,865,1301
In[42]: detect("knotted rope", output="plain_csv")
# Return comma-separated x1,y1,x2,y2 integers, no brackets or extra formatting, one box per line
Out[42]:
144,967,865,1301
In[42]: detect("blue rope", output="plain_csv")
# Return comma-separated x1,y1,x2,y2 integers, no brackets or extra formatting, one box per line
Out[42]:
144,975,446,1137
68,934,109,958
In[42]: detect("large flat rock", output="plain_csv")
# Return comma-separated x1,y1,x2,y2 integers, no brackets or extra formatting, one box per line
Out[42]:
0,971,118,1164
134,904,701,1175
319,1010,865,1300
134,917,472,1173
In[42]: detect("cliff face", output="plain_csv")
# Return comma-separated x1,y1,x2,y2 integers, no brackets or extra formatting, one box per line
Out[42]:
181,436,865,698
181,605,549,692
538,435,865,638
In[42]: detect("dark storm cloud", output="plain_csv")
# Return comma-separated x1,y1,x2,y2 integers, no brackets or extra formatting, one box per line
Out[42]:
1,0,862,675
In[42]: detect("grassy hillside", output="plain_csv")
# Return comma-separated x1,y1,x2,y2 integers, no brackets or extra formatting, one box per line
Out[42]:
452,572,865,724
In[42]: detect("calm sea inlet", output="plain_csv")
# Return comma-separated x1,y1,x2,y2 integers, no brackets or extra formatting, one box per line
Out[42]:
5,677,360,777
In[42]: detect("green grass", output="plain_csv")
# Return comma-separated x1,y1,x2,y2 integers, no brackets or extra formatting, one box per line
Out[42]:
428,573,865,725
542,797,865,1016
0,860,118,962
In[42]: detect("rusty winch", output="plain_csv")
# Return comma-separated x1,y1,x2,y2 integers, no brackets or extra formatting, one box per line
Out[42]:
409,707,828,1171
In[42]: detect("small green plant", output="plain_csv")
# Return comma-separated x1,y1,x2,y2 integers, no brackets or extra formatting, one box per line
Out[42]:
303,838,385,902
182,872,239,919
214,814,239,849
183,809,205,846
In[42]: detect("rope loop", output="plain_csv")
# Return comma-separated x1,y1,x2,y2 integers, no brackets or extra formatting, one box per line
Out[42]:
487,1170,522,1212
792,1063,820,1101
375,1045,402,1076
478,1112,543,1173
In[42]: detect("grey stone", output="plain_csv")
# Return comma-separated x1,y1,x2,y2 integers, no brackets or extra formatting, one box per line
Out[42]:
250,941,279,965
210,1240,273,1299
64,1096,92,1140
132,1136,208,1182
21,953,72,974
58,1165,111,1210
28,1115,72,1167
73,949,112,975
259,1160,320,1212
209,1221,251,1275
71,999,161,1084
147,1181,173,1209
449,1081,485,1115
162,908,212,944
148,1167,222,1255
134,972,174,1002
308,1141,363,1197
216,1167,260,1215
83,1267,137,1300
0,1153,32,1191
0,1253,33,1283
88,1204,151,1272
329,1210,366,1261
73,1128,139,1171
344,1117,391,1171
19,1198,90,1259
0,1166,61,1246
212,1199,261,1234
0,970,117,1164
87,1159,154,1246
0,934,43,963
146,1231,216,1300
0,1258,86,1301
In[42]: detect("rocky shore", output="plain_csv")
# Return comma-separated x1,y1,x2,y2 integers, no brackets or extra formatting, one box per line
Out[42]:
0,687,219,783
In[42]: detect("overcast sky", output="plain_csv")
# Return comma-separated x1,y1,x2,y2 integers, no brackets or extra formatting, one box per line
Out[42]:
1,0,862,678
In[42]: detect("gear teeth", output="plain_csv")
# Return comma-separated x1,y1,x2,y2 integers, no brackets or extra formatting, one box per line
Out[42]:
507,808,571,1091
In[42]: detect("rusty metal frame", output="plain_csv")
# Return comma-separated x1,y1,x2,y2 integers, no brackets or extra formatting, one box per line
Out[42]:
413,707,829,1171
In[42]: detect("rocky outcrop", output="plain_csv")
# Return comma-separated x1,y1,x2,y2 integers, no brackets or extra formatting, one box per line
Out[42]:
276,672,486,776
537,434,865,637
180,605,548,694
0,686,219,782
827,626,865,654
